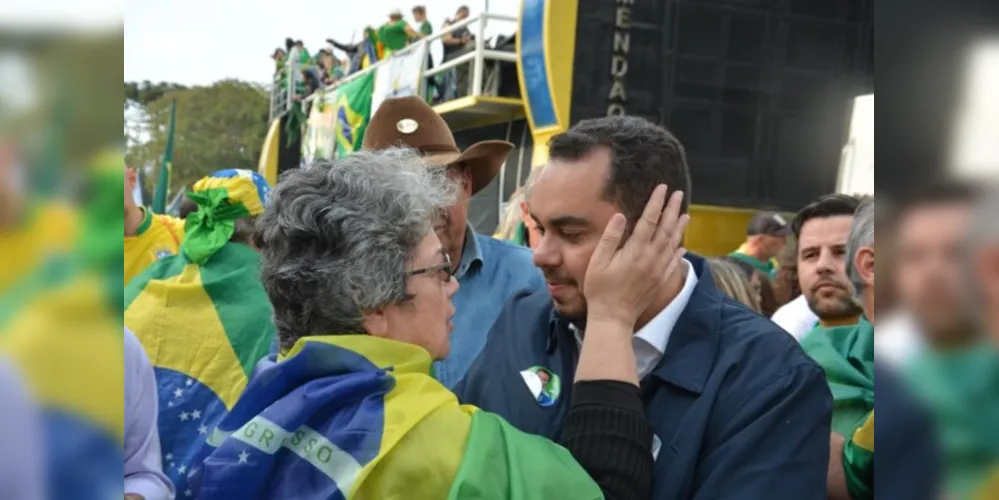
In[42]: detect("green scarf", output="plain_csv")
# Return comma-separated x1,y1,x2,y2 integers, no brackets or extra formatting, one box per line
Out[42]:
906,342,999,499
801,318,875,436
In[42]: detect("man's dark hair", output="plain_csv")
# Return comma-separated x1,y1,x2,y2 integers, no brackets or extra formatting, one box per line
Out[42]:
547,115,691,225
456,5,469,14
891,178,980,226
791,193,864,239
413,5,426,15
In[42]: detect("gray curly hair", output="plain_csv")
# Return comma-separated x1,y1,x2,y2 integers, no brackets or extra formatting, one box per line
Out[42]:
254,148,458,349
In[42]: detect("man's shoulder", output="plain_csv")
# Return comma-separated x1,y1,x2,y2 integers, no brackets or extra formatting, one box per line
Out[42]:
713,297,822,378
475,233,536,268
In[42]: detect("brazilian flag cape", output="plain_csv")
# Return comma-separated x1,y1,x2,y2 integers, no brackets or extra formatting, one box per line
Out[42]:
801,318,874,436
0,151,125,499
124,242,275,495
189,335,605,499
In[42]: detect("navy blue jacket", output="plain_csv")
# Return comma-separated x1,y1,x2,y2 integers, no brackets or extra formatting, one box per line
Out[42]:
454,255,833,499
873,362,942,499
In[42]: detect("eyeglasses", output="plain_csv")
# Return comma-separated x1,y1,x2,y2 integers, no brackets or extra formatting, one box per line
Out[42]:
406,253,453,283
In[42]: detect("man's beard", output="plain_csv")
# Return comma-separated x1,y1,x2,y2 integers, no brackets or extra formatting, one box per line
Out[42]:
806,292,863,321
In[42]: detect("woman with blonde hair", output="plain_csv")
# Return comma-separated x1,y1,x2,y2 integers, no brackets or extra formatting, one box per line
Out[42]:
708,257,762,313
495,165,544,248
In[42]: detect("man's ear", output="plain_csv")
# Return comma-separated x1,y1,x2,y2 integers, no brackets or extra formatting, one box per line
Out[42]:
855,246,875,289
974,246,999,299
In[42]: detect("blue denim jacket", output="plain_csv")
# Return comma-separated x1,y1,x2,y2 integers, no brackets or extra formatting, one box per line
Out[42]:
432,227,545,387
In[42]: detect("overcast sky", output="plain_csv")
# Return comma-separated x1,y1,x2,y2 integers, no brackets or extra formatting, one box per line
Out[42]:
124,0,518,86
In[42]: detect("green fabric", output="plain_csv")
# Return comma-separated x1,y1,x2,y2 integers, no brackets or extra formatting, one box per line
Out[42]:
123,252,188,311
843,412,874,500
727,251,776,277
511,221,528,247
448,411,603,500
199,243,276,377
906,343,999,499
419,21,433,36
297,48,312,66
181,187,251,264
379,20,410,52
801,318,875,436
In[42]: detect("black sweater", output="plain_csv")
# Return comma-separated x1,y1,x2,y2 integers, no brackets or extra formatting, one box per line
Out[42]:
560,380,655,500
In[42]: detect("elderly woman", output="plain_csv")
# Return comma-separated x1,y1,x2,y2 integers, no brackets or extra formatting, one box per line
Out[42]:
188,150,656,500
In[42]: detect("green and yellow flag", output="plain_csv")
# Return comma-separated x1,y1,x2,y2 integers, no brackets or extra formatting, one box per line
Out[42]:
124,169,275,496
333,72,375,158
187,335,604,499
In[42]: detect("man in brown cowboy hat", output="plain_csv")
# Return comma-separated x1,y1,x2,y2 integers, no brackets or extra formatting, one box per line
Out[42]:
363,96,544,387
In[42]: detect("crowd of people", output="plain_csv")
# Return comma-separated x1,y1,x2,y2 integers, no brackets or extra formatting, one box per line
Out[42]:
271,5,476,102
116,94,999,499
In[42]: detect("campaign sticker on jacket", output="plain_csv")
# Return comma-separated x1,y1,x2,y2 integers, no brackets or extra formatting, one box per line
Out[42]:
520,366,561,407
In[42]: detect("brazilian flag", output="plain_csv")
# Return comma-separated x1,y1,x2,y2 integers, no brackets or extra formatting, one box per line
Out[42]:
189,335,606,499
0,150,127,500
124,169,276,496
333,72,375,158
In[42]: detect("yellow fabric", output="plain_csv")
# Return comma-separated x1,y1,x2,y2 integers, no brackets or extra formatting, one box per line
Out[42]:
974,466,999,500
124,263,249,408
283,335,473,499
123,209,184,285
0,203,78,291
192,172,268,216
0,274,124,441
852,411,874,452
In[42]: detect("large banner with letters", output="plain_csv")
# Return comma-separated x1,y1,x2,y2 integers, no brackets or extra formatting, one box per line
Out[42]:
371,40,428,114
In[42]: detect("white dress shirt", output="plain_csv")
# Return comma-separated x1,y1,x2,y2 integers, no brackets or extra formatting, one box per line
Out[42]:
771,295,820,341
573,259,700,379
876,311,924,368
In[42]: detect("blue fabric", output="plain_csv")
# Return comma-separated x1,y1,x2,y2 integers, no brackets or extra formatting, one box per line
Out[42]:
432,229,544,388
188,341,391,499
454,253,833,499
873,363,943,498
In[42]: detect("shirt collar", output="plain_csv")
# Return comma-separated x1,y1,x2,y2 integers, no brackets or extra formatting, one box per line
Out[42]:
569,258,698,355
634,259,698,354
131,207,153,237
455,223,484,279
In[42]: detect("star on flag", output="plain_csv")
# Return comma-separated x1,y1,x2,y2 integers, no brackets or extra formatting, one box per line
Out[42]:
191,409,202,420
198,424,209,435
238,450,250,464
186,378,194,387
180,412,190,421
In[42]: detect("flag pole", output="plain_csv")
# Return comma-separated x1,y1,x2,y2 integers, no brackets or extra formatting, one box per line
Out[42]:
151,99,177,214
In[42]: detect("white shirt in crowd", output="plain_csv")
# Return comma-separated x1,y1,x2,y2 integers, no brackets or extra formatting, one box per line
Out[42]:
771,295,820,341
572,259,700,379
875,311,924,368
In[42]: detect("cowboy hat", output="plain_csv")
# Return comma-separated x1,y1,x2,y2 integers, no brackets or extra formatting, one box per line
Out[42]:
362,96,513,195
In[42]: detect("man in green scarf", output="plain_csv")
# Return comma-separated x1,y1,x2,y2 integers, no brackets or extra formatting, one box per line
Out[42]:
794,194,866,341
893,181,999,499
824,197,943,500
